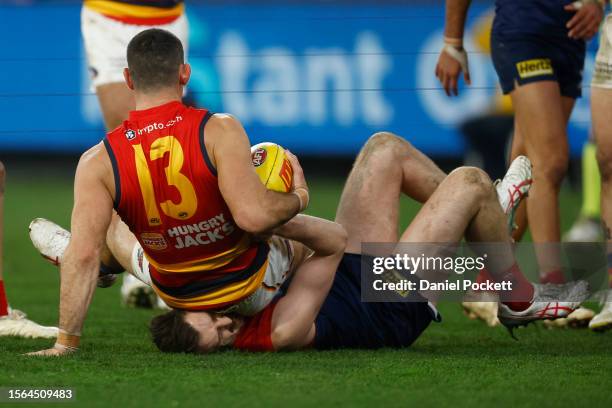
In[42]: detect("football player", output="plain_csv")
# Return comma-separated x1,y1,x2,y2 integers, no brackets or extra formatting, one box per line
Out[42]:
146,133,589,353
26,29,334,356
82,0,189,308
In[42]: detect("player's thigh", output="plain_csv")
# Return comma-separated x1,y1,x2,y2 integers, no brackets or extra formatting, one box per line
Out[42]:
511,81,569,175
96,83,134,130
335,133,404,252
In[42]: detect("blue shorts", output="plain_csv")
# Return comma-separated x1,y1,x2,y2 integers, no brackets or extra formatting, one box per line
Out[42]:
490,32,585,98
313,254,439,350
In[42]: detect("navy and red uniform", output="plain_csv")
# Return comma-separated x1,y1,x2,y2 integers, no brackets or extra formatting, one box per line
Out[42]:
83,0,184,25
491,0,586,97
234,254,440,351
104,101,270,311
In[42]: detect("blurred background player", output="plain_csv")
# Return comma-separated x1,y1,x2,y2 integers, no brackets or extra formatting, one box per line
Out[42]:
586,8,612,331
459,9,514,180
81,0,189,309
436,0,603,326
564,138,602,242
0,161,58,338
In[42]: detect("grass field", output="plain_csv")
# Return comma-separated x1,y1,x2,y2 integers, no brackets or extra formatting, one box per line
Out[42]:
1,170,611,407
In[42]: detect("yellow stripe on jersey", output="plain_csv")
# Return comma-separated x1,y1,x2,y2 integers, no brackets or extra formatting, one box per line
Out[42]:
84,0,184,20
146,234,253,274
153,259,269,309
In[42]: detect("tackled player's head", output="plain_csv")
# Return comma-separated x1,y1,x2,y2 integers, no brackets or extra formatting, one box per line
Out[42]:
150,310,242,353
126,28,188,93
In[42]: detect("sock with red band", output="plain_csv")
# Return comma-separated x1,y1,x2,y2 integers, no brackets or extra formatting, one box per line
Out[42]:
0,280,8,316
540,269,565,285
498,263,534,312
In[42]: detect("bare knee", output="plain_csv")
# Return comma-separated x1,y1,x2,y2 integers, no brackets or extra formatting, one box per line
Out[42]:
360,132,413,163
448,166,494,198
532,154,568,188
597,148,612,183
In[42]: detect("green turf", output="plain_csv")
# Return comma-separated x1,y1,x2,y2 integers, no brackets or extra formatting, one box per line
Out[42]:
1,173,611,408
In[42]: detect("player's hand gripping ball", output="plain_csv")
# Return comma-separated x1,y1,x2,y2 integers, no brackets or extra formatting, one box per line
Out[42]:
251,142,293,192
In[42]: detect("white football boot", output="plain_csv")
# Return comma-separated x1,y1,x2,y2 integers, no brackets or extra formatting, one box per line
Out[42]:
498,280,590,339
495,155,532,234
461,156,532,327
589,289,612,332
29,218,117,288
0,308,58,338
563,218,602,243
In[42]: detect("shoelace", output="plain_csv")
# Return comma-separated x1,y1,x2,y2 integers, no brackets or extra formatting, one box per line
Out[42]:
505,178,533,213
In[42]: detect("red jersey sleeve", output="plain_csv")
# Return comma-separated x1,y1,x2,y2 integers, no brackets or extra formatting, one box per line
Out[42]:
233,300,279,352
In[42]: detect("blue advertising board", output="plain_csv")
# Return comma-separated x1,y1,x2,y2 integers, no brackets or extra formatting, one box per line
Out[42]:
0,2,595,156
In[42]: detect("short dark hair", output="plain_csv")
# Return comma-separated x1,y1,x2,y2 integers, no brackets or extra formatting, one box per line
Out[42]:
150,309,200,353
127,28,184,92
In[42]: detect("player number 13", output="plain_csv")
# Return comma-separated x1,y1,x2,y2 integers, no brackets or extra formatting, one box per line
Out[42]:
133,136,198,226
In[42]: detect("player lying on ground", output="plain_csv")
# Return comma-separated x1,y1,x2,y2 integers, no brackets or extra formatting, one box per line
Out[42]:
147,133,589,352
30,133,588,353
0,160,58,338
25,28,348,356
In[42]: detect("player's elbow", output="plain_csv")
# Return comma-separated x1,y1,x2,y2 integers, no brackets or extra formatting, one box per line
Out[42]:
270,325,299,350
232,208,272,235
331,224,348,255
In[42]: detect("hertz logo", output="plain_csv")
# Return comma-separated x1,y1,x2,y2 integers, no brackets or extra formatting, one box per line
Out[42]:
516,59,553,79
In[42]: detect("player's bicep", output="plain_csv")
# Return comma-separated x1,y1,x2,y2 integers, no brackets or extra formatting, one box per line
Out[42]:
209,116,268,220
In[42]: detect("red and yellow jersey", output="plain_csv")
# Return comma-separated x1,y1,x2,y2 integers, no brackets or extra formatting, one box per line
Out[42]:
83,0,184,25
104,101,269,311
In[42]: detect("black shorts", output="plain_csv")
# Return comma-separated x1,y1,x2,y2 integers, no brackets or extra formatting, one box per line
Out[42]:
490,32,585,98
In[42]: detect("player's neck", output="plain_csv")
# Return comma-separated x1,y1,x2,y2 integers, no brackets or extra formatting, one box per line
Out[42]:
134,88,182,111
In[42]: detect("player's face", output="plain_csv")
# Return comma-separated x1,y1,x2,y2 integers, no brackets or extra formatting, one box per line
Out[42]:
184,312,243,353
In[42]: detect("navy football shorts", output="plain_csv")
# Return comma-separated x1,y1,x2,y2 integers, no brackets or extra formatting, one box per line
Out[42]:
490,32,585,98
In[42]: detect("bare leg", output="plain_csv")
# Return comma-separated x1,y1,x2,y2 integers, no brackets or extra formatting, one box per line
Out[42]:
510,121,528,241
510,81,574,280
593,87,612,289
400,167,509,245
96,83,134,130
335,132,446,253
105,213,139,274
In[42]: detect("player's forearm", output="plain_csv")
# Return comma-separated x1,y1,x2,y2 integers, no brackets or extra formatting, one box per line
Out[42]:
57,252,99,341
444,0,472,42
235,190,302,234
274,214,347,256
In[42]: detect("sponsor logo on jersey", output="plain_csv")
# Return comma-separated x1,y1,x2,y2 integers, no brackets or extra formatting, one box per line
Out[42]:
125,129,136,140
251,148,267,167
516,59,553,79
167,213,236,249
141,232,168,251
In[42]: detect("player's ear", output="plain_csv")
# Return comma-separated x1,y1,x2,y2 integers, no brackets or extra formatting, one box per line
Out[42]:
124,68,135,90
179,64,191,86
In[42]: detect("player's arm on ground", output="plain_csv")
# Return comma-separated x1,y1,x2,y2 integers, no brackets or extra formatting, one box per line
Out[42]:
27,144,114,356
436,0,472,96
207,114,308,234
269,215,347,350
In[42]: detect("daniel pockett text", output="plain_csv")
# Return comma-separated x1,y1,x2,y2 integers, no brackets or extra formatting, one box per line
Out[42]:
359,242,611,303
370,253,512,294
